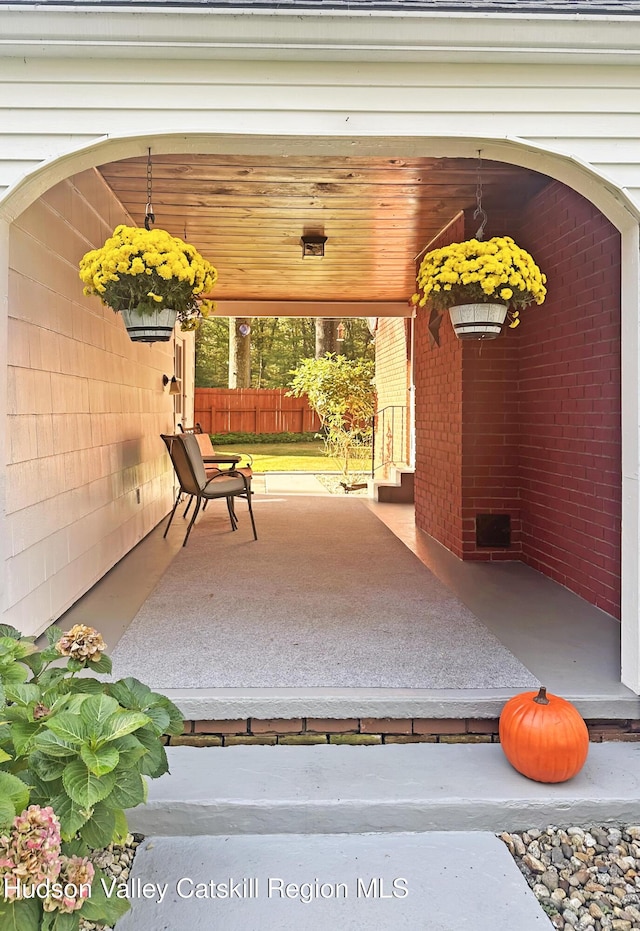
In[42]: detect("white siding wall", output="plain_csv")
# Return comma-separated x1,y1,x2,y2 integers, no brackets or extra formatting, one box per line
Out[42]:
373,318,411,476
0,59,640,217
4,168,176,636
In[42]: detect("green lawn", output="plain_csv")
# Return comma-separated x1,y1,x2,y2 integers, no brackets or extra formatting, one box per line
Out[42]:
214,441,334,472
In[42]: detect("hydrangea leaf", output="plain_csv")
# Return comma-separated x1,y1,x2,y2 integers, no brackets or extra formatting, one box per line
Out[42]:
0,771,30,816
78,867,131,925
62,760,117,809
100,711,150,743
0,796,15,831
46,713,89,746
0,897,41,931
79,801,116,849
104,769,146,809
80,744,120,777
107,677,153,710
49,792,91,842
78,694,120,731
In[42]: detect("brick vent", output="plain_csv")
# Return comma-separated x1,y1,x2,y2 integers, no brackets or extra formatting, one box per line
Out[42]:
169,718,640,746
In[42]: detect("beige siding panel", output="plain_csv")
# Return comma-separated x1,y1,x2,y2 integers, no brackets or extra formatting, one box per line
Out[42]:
0,134,100,158
4,167,176,637
5,109,640,139
6,83,640,114
1,59,639,88
374,318,411,474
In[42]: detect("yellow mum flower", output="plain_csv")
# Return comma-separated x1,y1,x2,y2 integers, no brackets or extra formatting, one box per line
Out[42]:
78,225,218,330
413,235,546,319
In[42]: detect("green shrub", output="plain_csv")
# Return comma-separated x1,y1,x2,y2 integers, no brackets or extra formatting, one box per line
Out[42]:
0,622,183,930
210,431,320,445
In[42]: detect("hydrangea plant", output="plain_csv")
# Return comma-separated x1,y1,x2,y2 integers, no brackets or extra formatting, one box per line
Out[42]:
0,622,183,930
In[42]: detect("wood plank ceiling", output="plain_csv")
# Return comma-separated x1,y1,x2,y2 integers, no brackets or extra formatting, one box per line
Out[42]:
97,154,549,315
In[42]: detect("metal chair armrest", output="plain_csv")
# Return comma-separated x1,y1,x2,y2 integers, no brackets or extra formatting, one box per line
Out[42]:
202,455,242,464
223,450,254,466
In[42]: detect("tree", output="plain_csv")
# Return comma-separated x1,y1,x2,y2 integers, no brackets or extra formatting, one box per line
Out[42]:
288,353,376,480
195,316,229,387
229,317,251,388
195,316,373,388
315,318,338,357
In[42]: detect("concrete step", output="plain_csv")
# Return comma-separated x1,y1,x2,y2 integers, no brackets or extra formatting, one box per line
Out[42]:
371,467,415,503
115,831,551,931
164,686,640,723
128,742,640,838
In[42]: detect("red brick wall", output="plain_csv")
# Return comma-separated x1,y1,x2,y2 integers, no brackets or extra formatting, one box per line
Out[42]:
460,210,523,560
412,184,621,616
461,338,521,558
414,215,465,557
514,182,621,616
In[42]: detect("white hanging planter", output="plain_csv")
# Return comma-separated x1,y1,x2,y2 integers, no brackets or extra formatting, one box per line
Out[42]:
121,306,178,343
448,303,508,340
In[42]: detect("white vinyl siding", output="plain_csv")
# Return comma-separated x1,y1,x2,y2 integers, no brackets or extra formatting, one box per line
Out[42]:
1,60,640,212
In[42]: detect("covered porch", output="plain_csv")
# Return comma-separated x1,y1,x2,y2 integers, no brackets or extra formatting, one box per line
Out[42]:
51,481,636,730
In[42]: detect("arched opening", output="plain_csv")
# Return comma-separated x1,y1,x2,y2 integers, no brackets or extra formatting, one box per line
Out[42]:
1,132,637,694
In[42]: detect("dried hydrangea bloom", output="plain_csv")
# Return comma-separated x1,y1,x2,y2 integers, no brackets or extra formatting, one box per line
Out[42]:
4,805,62,897
0,833,16,875
33,702,50,720
44,855,95,913
56,624,106,663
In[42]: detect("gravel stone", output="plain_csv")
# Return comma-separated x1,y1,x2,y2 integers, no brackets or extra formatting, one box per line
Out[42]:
500,825,640,931
80,834,143,931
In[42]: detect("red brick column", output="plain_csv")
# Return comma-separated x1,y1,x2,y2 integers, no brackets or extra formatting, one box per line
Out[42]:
414,214,466,556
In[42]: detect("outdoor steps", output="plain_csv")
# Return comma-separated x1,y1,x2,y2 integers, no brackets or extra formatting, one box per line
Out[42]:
114,831,550,931
166,688,638,724
118,744,640,929
369,467,415,503
128,742,640,837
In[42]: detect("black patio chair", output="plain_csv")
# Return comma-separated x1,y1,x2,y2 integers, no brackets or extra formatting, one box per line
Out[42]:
162,432,257,547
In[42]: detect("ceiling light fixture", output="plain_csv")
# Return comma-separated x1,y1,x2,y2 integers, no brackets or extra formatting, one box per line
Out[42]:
301,234,327,258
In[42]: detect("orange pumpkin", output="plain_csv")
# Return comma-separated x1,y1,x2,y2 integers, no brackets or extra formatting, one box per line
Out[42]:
499,686,589,783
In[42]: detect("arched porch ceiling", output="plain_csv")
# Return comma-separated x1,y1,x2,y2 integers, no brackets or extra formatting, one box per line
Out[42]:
97,154,549,318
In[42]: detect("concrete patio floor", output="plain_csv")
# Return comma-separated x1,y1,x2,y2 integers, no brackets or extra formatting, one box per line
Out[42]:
54,474,639,721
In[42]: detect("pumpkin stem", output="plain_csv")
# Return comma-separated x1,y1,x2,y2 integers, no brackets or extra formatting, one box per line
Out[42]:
533,686,550,705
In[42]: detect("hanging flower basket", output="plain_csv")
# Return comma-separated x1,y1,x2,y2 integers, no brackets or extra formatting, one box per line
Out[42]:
79,225,217,344
121,305,178,343
412,236,547,341
448,302,508,340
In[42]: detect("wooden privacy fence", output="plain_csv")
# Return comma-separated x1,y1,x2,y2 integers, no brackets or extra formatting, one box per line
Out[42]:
194,388,321,435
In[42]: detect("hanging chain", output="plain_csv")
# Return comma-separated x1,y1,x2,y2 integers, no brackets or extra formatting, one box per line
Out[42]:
144,148,155,231
473,150,488,241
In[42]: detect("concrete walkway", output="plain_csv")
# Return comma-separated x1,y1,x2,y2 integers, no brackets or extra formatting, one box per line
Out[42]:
115,831,551,930
117,743,640,930
258,471,334,495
